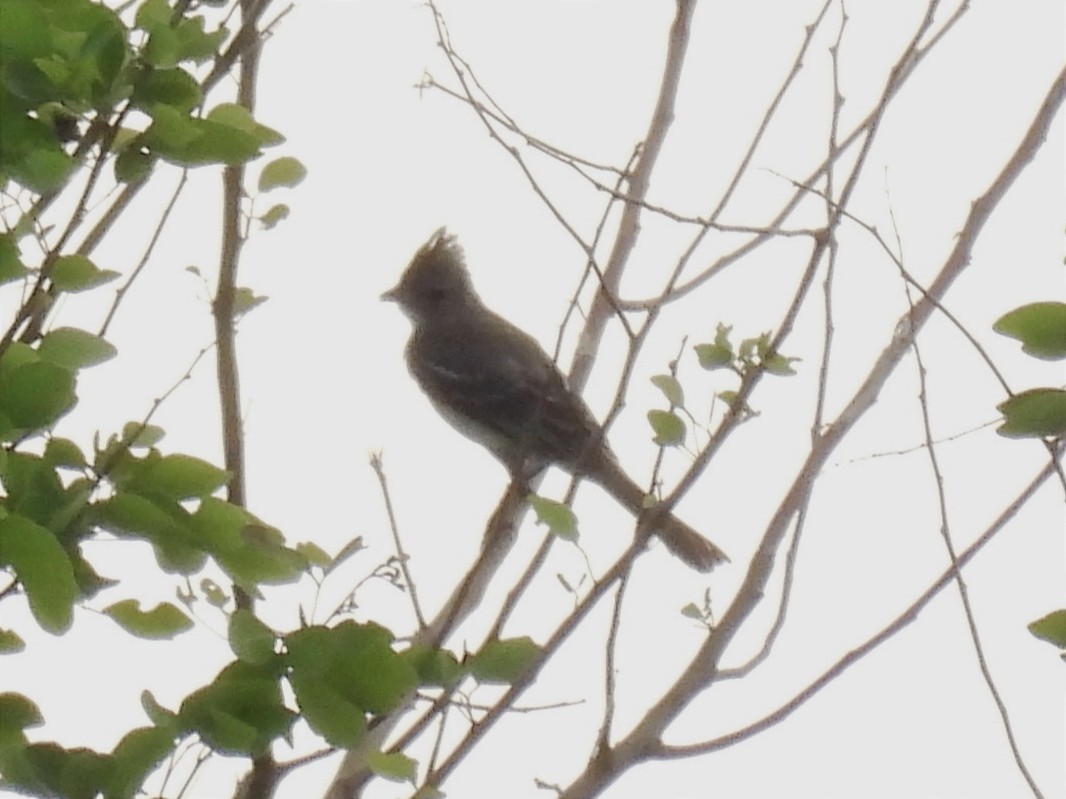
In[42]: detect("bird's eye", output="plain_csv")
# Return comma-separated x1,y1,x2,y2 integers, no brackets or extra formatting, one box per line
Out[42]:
427,286,446,302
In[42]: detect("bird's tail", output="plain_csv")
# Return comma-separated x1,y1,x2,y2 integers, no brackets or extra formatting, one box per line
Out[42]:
653,512,729,572
587,455,728,572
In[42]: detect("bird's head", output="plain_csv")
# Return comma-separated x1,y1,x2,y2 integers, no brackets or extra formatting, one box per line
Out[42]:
381,227,479,323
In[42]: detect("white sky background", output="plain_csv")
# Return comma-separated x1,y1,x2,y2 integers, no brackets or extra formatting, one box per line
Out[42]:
4,1,1065,798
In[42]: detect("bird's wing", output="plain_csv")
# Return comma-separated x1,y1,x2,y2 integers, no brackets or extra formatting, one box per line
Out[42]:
407,314,599,471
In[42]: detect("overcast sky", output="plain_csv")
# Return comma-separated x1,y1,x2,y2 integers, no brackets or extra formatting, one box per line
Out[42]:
6,2,1064,798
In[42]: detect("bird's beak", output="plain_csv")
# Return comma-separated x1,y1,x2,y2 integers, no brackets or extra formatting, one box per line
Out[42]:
380,285,399,303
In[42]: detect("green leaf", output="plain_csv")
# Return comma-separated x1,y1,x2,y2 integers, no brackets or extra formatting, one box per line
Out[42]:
172,15,227,64
144,102,281,167
143,23,180,68
135,4,223,68
762,351,799,376
296,541,332,569
178,116,262,165
141,690,180,731
6,136,74,194
106,726,176,799
0,514,77,633
0,692,43,736
131,66,202,113
286,622,417,746
208,102,284,146
103,599,193,639
528,494,578,542
468,637,540,684
738,335,760,362
365,750,417,784
996,388,1066,439
0,341,38,376
0,451,68,525
650,374,684,407
200,577,228,607
34,56,71,89
694,343,733,370
0,233,29,285
50,254,120,292
69,550,116,601
258,156,306,191
0,361,76,430
229,608,276,665
994,302,1066,360
401,645,463,688
127,452,229,501
680,602,704,620
121,421,166,448
134,0,172,31
77,5,128,105
694,324,735,370
234,286,268,317
37,327,117,370
647,409,686,446
287,668,366,747
0,0,50,61
0,628,26,653
287,622,416,714
1028,610,1066,649
114,143,154,183
179,661,294,756
14,742,111,799
142,103,200,151
717,390,754,419
93,492,207,573
323,535,366,574
44,437,87,470
190,499,305,588
258,203,289,230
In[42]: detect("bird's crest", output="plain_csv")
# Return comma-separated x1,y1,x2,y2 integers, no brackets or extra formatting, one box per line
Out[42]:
416,226,466,271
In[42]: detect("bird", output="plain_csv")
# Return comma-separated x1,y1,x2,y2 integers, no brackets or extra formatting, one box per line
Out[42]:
381,227,728,572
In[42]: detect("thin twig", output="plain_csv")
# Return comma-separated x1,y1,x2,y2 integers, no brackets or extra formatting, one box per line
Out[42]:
659,458,1058,760
722,3,852,683
553,145,642,363
652,0,974,305
787,175,1016,396
557,55,1066,799
425,4,634,338
0,116,124,353
893,204,1045,799
570,0,698,392
99,169,190,337
596,570,630,753
369,453,426,629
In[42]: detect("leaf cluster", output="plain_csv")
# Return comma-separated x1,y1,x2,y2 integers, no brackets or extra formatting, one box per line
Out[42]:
0,619,539,797
645,323,798,449
0,1,306,796
993,302,1066,439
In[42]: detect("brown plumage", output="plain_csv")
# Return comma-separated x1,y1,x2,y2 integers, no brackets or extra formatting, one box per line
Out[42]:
382,228,727,571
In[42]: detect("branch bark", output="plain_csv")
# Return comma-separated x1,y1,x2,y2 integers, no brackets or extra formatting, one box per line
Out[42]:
556,62,1066,798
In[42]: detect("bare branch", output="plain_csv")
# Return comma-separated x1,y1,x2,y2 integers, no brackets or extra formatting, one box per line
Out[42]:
370,453,427,629
99,170,190,338
895,209,1046,799
556,60,1066,797
570,0,698,392
659,457,1058,761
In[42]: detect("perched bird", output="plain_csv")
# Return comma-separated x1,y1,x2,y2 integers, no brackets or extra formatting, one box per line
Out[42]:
382,227,728,571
